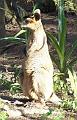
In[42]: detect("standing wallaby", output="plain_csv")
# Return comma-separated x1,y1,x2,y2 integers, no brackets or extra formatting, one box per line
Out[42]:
21,9,61,104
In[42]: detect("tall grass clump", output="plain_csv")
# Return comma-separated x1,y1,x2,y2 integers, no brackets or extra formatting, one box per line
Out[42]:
47,0,77,99
47,0,77,76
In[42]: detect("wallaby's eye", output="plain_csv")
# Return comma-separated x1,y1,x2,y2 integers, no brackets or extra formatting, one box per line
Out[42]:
25,19,29,24
25,18,33,23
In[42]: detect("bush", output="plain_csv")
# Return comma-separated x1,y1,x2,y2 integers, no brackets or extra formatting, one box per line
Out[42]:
53,0,77,12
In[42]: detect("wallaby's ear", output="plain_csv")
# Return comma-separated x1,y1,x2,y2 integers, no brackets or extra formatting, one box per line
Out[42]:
34,9,41,21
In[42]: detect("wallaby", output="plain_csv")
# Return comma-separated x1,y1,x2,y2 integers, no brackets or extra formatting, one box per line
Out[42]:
21,9,61,104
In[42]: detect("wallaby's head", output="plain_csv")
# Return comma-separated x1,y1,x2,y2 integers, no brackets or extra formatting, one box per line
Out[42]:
22,9,42,31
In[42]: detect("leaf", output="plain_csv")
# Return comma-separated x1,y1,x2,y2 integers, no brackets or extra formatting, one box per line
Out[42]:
58,0,67,72
68,57,77,67
0,37,26,44
67,69,77,98
65,40,77,62
32,4,38,13
47,32,62,60
47,32,65,72
50,53,60,71
14,29,26,37
58,0,67,54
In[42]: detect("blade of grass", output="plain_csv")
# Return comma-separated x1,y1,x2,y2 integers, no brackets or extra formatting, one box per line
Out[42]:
14,30,26,37
47,32,62,62
65,40,77,62
58,0,66,53
50,53,60,70
0,37,26,44
68,57,77,67
58,0,67,71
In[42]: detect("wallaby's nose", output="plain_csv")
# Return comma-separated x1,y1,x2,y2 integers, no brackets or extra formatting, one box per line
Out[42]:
21,21,27,28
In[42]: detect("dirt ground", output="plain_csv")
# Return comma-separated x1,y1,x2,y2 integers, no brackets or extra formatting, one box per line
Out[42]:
0,12,77,120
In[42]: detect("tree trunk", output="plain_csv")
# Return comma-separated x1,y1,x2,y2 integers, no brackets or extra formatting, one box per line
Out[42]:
0,0,5,38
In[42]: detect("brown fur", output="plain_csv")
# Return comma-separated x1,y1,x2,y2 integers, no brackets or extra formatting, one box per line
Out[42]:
21,9,54,103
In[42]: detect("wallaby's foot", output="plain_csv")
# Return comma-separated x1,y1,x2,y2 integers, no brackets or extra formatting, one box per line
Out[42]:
48,93,62,105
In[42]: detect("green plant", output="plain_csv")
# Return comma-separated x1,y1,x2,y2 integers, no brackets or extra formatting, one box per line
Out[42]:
47,0,66,74
0,3,38,50
0,73,12,90
64,0,77,12
0,29,28,56
67,69,77,99
53,0,77,12
0,99,9,120
0,111,8,120
47,0,77,101
41,108,64,120
41,109,54,120
54,73,68,98
47,0,77,76
10,83,22,94
62,99,77,111
0,9,29,95
11,64,20,83
0,72,22,94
